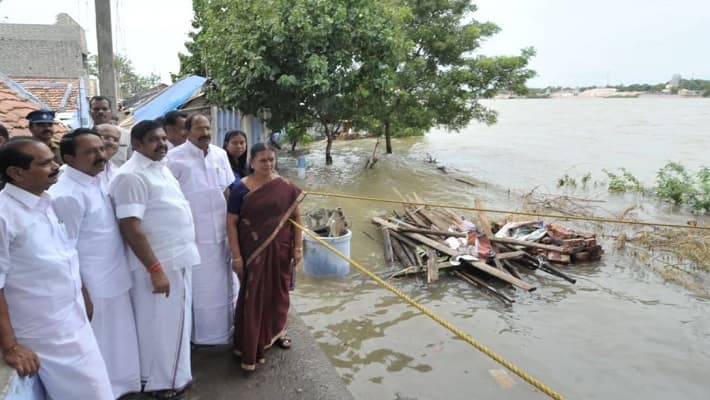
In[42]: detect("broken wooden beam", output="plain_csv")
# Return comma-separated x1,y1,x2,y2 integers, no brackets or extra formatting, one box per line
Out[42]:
490,237,569,253
451,270,514,304
426,249,439,283
398,227,467,238
495,250,526,261
373,217,458,257
463,260,536,292
381,227,394,265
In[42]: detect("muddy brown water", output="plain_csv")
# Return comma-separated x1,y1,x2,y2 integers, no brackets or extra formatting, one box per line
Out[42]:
277,98,710,400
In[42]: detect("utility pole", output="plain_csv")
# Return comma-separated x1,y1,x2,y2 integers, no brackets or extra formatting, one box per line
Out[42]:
95,0,117,113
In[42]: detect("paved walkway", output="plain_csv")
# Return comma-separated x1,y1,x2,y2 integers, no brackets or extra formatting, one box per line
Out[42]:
125,309,353,400
1,310,353,400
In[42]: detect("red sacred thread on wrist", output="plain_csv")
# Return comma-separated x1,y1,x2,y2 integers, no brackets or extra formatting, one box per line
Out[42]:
147,262,162,274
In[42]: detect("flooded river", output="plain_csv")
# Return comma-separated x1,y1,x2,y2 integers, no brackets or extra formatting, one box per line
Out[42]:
279,97,710,400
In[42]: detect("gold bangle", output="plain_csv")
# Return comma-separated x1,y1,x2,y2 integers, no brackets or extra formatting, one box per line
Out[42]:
232,257,242,263
294,247,303,252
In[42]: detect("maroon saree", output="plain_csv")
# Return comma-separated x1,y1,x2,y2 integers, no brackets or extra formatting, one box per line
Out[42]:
233,177,304,369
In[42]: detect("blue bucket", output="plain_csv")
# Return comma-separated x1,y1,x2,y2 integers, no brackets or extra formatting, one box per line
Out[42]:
303,230,352,277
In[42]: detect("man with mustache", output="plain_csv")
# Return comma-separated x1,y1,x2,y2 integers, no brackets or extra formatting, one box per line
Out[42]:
168,114,237,346
26,110,61,164
109,119,200,399
90,96,131,166
95,124,122,193
0,137,113,399
49,129,141,398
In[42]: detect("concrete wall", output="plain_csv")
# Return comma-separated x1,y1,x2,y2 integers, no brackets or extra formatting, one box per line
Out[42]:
0,14,88,79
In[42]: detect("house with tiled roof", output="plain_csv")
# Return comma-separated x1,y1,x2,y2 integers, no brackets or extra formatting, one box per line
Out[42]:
0,69,69,138
0,13,91,129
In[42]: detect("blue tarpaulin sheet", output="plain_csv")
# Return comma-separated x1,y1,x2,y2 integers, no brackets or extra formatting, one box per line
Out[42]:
132,75,206,122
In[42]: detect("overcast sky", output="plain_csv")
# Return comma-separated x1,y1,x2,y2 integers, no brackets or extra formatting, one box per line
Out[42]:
2,0,709,87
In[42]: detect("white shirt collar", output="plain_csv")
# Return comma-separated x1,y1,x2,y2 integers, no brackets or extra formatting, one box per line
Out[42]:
3,183,52,212
132,150,167,168
63,165,99,187
185,140,208,158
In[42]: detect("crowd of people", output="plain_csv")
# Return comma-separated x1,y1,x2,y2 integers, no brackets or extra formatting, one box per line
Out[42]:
0,97,303,399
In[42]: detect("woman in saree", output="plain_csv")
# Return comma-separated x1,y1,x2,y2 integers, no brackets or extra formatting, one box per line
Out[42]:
226,142,304,373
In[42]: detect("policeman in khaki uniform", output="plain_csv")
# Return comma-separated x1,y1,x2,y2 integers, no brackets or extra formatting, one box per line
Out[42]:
26,110,61,164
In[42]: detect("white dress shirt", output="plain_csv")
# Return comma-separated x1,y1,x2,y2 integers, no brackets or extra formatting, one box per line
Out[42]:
167,141,234,244
109,151,200,270
0,184,86,339
49,166,133,298
98,161,118,195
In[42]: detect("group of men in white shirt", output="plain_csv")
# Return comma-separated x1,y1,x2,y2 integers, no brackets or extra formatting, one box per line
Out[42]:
0,107,237,399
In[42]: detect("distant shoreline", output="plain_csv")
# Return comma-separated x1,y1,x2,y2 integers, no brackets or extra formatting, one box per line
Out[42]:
495,92,709,100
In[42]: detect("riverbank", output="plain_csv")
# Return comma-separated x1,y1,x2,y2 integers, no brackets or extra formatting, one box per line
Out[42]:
1,309,353,400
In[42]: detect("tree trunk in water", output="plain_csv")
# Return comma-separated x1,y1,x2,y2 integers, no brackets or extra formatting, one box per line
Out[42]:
385,119,392,154
325,127,333,165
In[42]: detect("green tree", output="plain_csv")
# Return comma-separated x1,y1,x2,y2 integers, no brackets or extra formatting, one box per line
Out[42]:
88,54,162,100
179,0,408,165
356,0,535,153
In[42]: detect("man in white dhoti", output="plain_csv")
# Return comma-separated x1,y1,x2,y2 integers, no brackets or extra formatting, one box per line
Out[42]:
49,128,141,398
168,114,237,345
109,120,200,398
0,137,113,399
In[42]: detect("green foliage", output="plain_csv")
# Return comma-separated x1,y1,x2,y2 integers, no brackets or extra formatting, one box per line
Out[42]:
284,120,315,151
596,163,709,213
556,172,594,190
179,0,535,162
179,0,405,164
602,168,645,193
580,173,592,189
557,174,577,188
614,83,666,92
678,79,710,96
692,167,710,211
357,0,535,149
88,54,161,99
655,162,693,204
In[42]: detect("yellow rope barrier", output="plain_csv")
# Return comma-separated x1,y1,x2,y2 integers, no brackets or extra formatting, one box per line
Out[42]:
304,190,710,231
291,219,568,400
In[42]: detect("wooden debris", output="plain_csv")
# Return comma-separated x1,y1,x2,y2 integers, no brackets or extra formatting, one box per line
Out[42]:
426,249,439,283
370,191,605,302
381,227,394,265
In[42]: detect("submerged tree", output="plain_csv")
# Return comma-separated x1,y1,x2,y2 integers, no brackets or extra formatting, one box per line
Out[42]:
180,0,405,165
179,0,534,163
357,0,536,153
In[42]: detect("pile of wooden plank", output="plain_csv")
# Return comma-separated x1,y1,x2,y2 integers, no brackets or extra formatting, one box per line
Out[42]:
371,195,604,304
